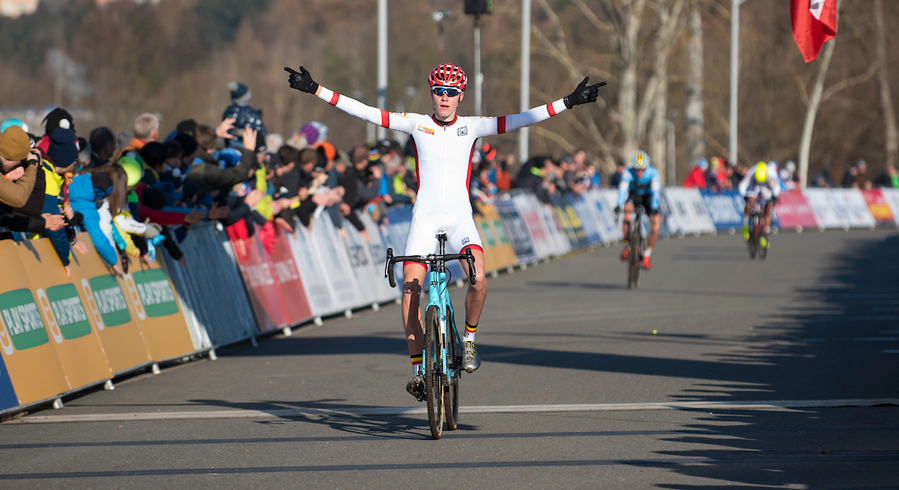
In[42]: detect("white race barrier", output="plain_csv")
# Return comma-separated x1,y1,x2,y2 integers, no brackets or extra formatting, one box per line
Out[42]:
826,188,877,229
307,211,363,312
340,215,395,306
661,188,717,236
881,189,899,226
360,213,401,302
287,222,342,317
586,190,623,243
510,192,557,260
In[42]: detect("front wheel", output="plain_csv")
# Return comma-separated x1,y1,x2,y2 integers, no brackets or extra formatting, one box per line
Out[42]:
444,315,460,430
627,220,642,289
758,222,768,261
423,305,444,439
748,215,759,259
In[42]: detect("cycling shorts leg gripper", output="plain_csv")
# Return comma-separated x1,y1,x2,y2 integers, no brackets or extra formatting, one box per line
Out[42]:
461,244,483,255
403,261,427,272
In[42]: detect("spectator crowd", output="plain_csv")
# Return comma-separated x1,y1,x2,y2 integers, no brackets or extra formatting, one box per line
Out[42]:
2,81,897,278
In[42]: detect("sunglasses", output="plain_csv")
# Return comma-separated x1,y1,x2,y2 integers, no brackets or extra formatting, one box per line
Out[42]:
431,86,462,97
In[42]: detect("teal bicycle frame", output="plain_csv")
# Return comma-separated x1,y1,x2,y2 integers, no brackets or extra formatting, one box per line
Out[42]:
385,232,476,439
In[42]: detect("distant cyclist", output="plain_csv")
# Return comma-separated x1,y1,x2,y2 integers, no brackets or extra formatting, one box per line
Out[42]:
615,150,661,270
738,161,781,248
285,63,606,401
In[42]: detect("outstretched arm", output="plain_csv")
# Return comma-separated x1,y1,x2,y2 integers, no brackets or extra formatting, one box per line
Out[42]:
476,77,607,137
285,65,414,134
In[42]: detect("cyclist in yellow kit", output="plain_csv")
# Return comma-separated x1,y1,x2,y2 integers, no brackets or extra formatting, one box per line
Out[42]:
286,63,605,400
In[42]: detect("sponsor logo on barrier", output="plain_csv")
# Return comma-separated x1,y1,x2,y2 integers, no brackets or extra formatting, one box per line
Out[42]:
479,222,496,247
87,276,129,328
41,285,91,341
239,263,276,288
131,270,179,318
491,220,510,244
0,289,47,353
272,259,301,284
343,244,370,268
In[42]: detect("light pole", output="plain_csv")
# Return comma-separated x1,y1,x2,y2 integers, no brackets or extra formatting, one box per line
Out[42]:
377,0,388,141
729,0,751,166
433,10,449,62
519,0,532,164
473,14,483,116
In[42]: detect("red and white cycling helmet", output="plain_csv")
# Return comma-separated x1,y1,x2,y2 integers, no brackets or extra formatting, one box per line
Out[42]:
428,63,468,91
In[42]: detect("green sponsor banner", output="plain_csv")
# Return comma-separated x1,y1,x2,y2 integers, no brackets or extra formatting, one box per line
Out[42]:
492,219,510,244
479,221,496,247
132,270,178,318
45,284,91,340
0,289,48,351
89,275,131,327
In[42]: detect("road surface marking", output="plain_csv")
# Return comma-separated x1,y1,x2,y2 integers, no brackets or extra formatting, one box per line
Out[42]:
8,398,898,424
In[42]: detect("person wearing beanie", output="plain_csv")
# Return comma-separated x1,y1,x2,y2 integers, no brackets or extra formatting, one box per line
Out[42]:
35,107,75,154
222,81,267,137
0,118,29,134
0,126,41,210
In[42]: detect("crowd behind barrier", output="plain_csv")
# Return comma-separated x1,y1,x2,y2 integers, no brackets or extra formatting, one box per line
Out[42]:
2,101,899,417
3,183,898,416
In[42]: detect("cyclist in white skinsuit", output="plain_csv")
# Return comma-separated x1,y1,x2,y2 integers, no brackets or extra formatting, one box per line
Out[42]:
286,63,605,400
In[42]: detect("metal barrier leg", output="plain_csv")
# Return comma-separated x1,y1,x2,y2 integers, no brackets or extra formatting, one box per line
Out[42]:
104,380,115,391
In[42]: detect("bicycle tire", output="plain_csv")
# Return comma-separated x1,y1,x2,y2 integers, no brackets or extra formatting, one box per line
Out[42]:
628,216,642,289
758,223,768,260
444,312,460,430
748,214,758,259
423,305,444,439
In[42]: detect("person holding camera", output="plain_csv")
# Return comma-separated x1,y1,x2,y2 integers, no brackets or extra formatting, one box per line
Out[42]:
0,126,66,238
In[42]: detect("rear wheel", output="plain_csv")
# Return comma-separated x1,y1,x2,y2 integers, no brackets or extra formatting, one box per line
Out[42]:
758,221,768,260
423,305,444,439
444,312,460,430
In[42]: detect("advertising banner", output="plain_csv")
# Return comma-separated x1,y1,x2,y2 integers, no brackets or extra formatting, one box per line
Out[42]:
826,189,877,228
661,188,717,236
494,195,538,263
550,194,589,249
65,235,152,375
474,203,518,272
880,189,899,226
359,213,400,301
287,224,340,317
161,224,257,349
568,194,603,246
540,202,573,256
16,239,112,391
231,234,290,331
595,190,625,243
700,190,745,232
308,211,364,308
267,227,314,325
861,189,896,225
339,217,388,306
773,190,818,230
0,356,17,412
122,259,198,362
0,240,69,405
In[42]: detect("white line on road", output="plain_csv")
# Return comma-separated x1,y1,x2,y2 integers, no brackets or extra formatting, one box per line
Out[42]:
8,399,898,424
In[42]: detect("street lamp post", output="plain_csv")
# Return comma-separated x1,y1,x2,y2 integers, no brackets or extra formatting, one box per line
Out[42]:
519,0,531,164
377,0,388,141
433,10,449,62
729,0,743,166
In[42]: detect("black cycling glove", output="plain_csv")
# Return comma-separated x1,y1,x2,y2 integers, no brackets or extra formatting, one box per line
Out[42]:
284,66,319,94
563,77,607,109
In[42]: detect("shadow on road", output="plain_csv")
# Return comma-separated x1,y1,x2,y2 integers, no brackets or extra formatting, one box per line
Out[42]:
644,233,899,487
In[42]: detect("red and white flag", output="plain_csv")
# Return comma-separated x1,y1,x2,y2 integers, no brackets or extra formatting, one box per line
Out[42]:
791,0,838,62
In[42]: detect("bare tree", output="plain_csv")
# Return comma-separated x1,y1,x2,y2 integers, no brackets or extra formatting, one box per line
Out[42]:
532,0,684,177
874,0,898,169
684,0,705,168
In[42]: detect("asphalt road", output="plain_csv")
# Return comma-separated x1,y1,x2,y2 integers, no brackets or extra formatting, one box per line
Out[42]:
2,229,898,489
